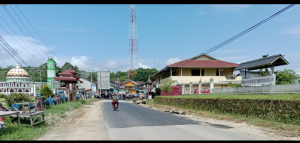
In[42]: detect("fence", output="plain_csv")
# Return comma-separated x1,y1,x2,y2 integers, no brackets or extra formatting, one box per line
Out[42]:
211,84,300,94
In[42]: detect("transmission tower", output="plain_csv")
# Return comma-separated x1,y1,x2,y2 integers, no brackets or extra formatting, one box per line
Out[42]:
128,4,139,77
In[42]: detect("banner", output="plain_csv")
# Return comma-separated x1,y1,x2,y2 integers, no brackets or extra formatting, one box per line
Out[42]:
97,71,110,90
241,74,276,86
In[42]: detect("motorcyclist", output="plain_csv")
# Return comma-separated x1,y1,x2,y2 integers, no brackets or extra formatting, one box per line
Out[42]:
111,93,119,108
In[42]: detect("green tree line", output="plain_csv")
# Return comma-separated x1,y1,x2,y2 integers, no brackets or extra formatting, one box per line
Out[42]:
0,63,159,84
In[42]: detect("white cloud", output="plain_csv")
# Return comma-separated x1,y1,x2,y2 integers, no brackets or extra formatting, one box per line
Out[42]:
71,56,92,69
138,62,150,69
294,68,300,76
0,34,52,67
281,24,300,35
165,57,181,65
212,4,250,12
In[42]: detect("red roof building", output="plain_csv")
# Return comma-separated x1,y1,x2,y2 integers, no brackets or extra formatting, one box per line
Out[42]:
55,69,83,102
152,53,242,91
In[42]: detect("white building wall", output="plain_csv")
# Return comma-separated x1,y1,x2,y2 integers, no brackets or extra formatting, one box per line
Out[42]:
79,78,93,90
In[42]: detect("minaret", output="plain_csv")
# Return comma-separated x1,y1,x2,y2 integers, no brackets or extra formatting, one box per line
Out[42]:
47,55,56,90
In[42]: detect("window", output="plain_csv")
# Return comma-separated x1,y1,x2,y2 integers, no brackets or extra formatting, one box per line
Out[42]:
298,80,300,84
191,70,200,76
201,69,204,76
216,69,219,76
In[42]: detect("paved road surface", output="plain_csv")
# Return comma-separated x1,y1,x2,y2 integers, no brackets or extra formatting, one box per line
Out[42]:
102,100,262,140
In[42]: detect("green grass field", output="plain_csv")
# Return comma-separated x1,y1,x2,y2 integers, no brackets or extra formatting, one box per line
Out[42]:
161,94,300,100
0,98,5,102
0,98,99,140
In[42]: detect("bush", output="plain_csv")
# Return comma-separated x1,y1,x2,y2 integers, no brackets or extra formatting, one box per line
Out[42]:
40,85,54,98
156,88,161,95
79,99,87,104
4,93,33,109
155,97,300,125
0,94,6,98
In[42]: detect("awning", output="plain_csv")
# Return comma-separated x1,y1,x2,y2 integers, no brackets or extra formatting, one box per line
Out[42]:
234,54,289,71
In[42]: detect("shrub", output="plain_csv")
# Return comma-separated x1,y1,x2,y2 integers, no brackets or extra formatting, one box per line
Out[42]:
4,93,33,109
156,88,161,95
155,97,300,125
0,94,6,98
40,85,54,98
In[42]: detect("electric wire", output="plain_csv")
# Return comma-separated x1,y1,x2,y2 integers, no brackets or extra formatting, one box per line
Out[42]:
9,5,49,57
202,4,295,55
2,6,46,59
0,36,29,67
0,16,44,62
0,22,43,65
15,4,62,62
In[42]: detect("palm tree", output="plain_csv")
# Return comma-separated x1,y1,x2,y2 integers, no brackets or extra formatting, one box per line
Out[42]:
259,54,271,76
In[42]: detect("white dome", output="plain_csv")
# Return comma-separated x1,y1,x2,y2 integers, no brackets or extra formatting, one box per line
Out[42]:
6,63,29,78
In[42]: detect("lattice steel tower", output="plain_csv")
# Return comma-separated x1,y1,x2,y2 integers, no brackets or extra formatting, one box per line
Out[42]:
128,4,139,76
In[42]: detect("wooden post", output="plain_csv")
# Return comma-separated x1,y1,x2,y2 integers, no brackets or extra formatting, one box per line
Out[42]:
30,115,33,129
72,83,76,102
17,113,20,130
42,113,45,124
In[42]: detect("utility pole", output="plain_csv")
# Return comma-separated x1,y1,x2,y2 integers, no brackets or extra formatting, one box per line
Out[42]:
37,70,43,82
90,69,94,97
154,56,155,69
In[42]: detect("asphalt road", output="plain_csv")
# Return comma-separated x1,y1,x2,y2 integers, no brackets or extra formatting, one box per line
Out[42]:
102,100,262,140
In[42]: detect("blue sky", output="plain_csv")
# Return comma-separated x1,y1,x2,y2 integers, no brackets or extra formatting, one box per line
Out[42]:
0,4,300,74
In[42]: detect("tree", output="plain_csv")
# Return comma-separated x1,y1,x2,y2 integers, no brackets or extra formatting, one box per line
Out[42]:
119,77,125,82
228,81,242,87
274,69,298,85
40,84,54,98
259,54,272,76
61,62,74,72
160,78,176,96
132,68,158,82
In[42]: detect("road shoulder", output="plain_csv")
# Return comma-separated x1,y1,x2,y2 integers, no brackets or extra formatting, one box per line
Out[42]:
36,100,112,140
136,102,300,140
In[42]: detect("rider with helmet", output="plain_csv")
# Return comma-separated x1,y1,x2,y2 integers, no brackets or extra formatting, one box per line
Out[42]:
112,93,119,108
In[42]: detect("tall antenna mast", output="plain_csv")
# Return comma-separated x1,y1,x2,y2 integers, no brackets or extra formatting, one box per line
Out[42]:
128,4,139,77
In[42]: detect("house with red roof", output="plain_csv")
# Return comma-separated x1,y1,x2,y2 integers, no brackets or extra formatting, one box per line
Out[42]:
152,53,242,94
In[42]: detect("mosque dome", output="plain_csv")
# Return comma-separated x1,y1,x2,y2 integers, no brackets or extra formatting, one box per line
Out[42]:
6,63,29,78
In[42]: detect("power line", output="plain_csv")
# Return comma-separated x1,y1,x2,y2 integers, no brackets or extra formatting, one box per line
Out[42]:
15,4,62,62
9,5,49,57
0,40,24,67
0,36,29,67
2,6,46,59
202,4,295,55
0,22,43,65
0,34,43,81
0,15,42,60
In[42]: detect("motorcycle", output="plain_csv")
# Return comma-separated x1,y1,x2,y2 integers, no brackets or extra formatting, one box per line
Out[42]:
112,102,119,111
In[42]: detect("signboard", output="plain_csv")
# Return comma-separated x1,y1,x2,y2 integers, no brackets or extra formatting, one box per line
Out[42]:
241,74,276,86
52,78,60,88
97,71,110,90
92,84,97,93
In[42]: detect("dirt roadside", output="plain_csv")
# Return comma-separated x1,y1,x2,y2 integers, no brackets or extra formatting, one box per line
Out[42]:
135,101,300,140
36,100,112,140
